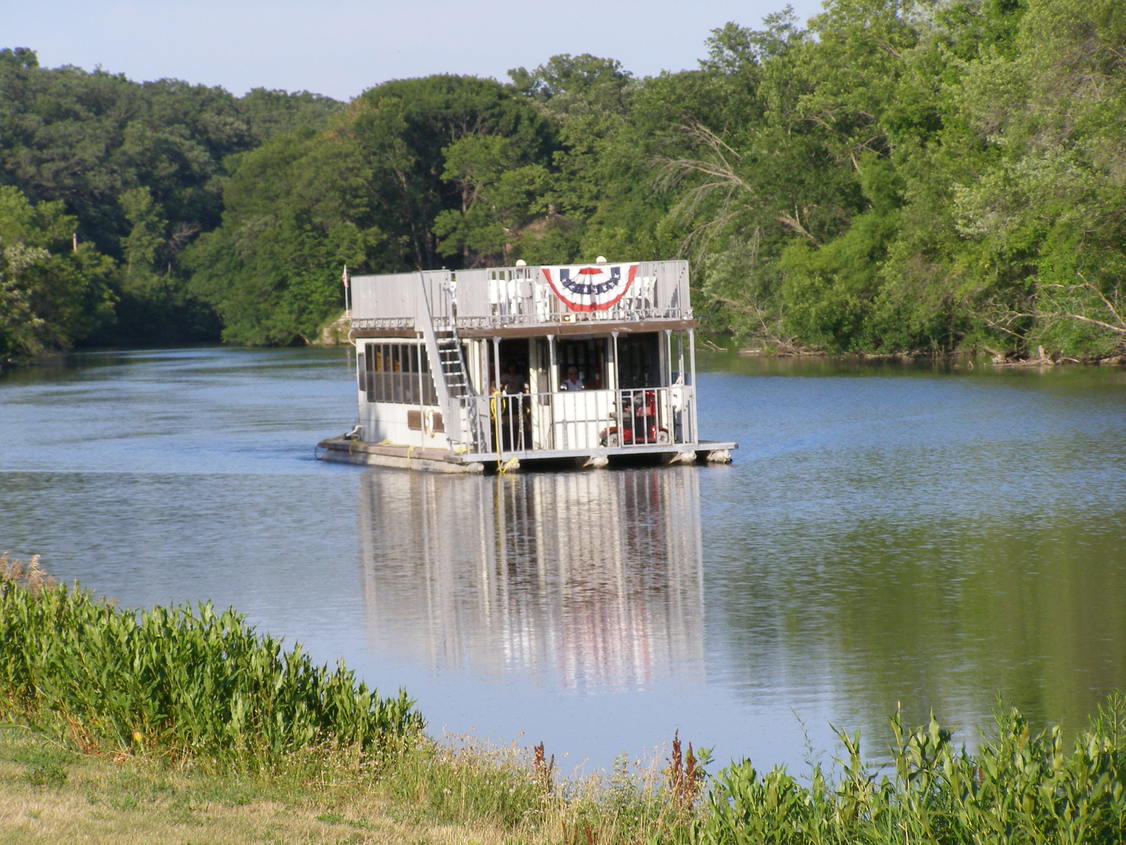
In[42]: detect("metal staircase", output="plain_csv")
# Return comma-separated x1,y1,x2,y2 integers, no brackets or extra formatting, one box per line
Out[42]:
418,275,481,450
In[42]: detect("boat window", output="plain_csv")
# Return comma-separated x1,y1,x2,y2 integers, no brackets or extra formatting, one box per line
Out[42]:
362,341,435,406
557,338,607,390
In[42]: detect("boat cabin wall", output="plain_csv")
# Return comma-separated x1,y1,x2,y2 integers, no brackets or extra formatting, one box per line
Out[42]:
351,328,699,456
355,338,450,448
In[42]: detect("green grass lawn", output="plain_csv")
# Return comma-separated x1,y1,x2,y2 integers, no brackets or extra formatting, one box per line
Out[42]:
0,723,539,844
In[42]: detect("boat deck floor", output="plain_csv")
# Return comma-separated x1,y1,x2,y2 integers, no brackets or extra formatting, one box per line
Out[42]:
315,436,736,473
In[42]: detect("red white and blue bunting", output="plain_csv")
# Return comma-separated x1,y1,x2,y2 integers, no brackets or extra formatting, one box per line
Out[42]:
541,263,638,312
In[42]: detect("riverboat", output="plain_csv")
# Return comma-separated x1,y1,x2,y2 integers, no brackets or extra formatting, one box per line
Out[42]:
316,258,736,472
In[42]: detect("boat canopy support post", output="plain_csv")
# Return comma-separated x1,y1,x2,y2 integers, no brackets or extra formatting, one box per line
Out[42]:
547,334,558,394
492,336,502,459
610,331,620,392
416,332,428,447
688,327,699,443
492,337,503,391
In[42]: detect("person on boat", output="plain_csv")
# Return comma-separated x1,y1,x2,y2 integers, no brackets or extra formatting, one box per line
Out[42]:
561,366,584,390
496,362,529,449
499,362,525,394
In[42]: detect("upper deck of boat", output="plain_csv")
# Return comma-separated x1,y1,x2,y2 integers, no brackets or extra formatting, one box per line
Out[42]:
349,260,694,338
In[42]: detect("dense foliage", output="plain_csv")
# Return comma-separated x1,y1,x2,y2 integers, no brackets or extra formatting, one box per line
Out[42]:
0,555,422,769
696,703,1126,843
0,46,342,358
185,75,558,343
2,0,1124,358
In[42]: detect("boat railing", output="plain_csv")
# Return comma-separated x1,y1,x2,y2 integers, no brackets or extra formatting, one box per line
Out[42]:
461,384,697,457
350,261,692,329
468,260,691,327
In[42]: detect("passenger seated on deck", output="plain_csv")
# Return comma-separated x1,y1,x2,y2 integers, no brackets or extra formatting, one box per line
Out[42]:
561,367,584,391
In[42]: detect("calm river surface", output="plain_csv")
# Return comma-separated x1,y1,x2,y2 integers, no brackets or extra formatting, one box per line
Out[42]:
2,347,1124,775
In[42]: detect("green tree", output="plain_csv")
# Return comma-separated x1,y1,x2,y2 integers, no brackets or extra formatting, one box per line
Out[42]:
185,129,383,345
108,186,217,343
953,0,1126,356
0,185,115,361
0,52,347,348
509,54,641,262
350,75,556,269
432,135,555,265
238,87,345,142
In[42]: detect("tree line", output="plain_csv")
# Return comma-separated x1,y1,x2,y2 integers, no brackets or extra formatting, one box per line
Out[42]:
0,45,343,360
2,0,1123,365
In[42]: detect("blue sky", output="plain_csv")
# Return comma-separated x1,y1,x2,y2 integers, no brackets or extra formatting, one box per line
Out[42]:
8,0,825,101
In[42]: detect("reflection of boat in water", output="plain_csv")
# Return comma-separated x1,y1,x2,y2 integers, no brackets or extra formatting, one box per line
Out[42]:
357,467,704,692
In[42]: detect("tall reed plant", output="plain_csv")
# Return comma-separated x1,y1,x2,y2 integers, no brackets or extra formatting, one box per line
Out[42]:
0,555,422,769
694,698,1126,844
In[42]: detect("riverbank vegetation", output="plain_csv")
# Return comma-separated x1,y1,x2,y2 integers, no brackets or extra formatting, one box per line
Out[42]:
2,554,1124,842
0,555,421,769
3,1,1124,365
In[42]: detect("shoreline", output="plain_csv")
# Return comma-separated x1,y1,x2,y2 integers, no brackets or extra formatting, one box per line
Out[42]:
3,558,1124,843
5,340,1123,375
729,345,1126,368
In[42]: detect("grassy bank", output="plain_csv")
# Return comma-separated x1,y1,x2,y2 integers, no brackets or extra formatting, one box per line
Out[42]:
2,555,1124,843
0,555,421,769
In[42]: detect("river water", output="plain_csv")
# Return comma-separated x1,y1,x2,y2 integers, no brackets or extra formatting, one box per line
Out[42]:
1,347,1124,775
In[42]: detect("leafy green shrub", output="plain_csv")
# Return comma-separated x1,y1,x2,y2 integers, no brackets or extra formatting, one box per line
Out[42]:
694,698,1126,844
0,555,422,769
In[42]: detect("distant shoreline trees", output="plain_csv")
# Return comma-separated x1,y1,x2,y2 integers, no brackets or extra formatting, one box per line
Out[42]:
2,0,1123,363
